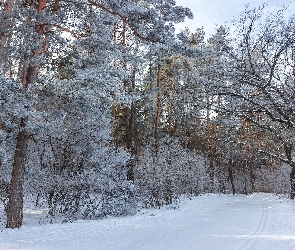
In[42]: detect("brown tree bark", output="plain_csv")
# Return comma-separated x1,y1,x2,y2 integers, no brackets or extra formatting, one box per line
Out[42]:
6,118,28,228
6,0,48,229
168,77,175,137
154,63,162,153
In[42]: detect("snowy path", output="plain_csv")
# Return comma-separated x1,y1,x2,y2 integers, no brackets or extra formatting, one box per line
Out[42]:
0,193,295,250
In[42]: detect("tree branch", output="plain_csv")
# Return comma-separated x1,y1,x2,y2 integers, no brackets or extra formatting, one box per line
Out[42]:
87,0,162,43
51,24,80,39
258,149,290,164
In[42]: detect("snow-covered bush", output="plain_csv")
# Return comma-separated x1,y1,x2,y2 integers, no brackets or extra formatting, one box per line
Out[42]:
253,164,291,195
134,137,209,208
24,144,136,223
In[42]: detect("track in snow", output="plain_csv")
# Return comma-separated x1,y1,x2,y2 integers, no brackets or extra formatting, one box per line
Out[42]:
234,199,269,250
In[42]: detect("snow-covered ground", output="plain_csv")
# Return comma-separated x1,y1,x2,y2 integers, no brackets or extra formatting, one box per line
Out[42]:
0,193,295,250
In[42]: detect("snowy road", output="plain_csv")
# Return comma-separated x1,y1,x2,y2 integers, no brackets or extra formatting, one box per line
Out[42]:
0,193,295,250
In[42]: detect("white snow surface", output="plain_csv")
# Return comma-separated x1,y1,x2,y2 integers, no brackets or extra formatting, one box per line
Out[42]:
1,193,295,250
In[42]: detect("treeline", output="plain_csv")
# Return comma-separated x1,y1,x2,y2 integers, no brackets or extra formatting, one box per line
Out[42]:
0,1,294,228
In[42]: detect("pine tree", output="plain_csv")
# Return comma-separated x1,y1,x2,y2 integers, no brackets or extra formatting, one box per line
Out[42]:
1,0,194,227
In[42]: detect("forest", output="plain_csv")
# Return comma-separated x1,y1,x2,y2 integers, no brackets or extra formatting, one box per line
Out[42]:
0,0,294,229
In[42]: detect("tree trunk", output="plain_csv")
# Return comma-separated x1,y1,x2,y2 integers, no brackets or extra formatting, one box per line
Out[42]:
5,0,50,228
6,118,28,228
154,63,161,152
290,163,295,199
283,142,295,199
168,71,175,137
6,65,38,228
206,92,214,190
228,157,235,195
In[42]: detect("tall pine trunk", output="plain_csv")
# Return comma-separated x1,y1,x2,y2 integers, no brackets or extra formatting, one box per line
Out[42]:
154,63,161,152
6,64,38,228
5,0,47,228
6,118,28,228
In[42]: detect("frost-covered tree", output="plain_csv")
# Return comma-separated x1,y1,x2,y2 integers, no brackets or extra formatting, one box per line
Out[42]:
136,27,202,155
1,0,194,228
211,5,295,198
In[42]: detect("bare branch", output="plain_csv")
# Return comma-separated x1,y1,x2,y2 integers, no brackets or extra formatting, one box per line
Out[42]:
51,24,80,39
258,149,290,164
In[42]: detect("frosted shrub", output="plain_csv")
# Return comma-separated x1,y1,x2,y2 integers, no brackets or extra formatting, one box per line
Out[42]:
24,142,136,222
253,164,291,195
134,137,209,208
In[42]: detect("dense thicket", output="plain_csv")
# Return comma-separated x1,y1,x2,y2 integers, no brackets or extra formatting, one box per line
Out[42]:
0,1,294,228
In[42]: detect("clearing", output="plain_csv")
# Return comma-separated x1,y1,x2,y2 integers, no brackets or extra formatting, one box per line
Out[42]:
0,193,295,250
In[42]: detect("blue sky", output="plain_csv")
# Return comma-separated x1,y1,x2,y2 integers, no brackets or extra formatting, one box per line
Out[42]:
175,0,295,39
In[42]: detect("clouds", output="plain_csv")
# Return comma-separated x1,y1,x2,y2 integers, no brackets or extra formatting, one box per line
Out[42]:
175,0,295,39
